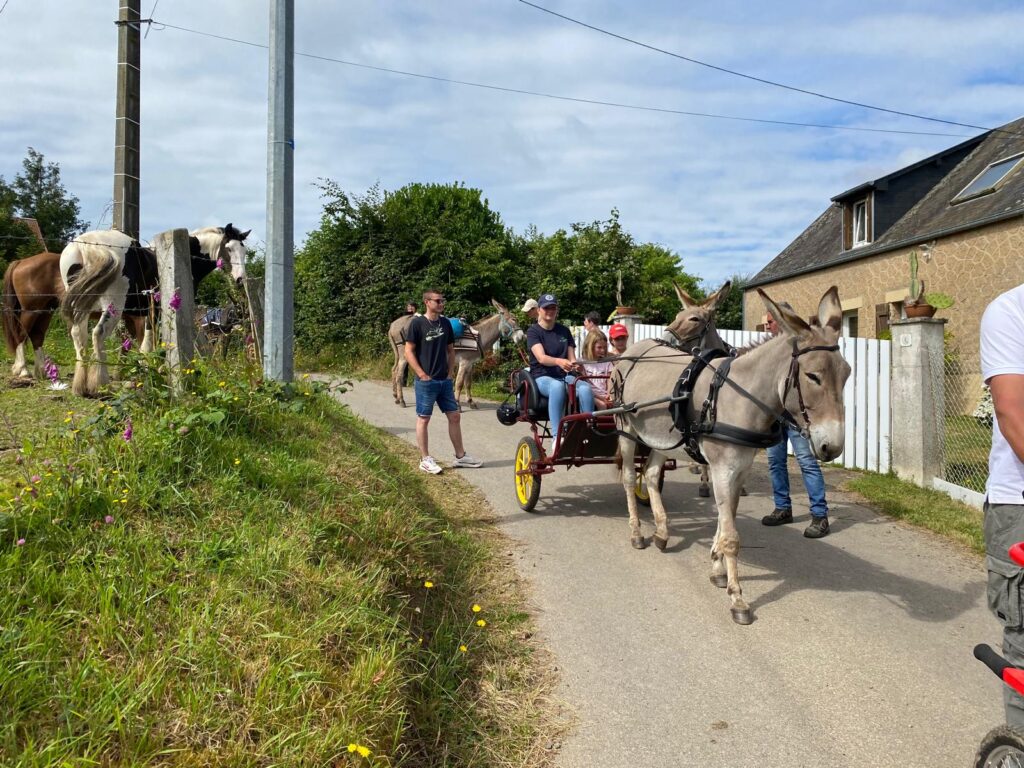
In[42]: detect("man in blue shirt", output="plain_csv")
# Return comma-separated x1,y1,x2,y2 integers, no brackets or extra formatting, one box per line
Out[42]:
526,293,595,443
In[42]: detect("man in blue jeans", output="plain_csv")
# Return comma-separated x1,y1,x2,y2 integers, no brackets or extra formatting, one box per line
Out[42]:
404,289,483,475
760,307,831,538
526,293,595,444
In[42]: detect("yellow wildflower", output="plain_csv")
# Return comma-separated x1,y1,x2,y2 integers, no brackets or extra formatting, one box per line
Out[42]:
347,743,371,758
459,645,467,652
234,458,241,465
218,381,226,387
472,604,482,613
476,619,487,628
424,580,434,588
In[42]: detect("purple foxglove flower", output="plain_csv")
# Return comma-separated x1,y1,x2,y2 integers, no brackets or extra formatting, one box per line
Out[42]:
153,290,161,303
169,290,181,311
216,258,224,270
16,538,25,546
122,336,132,352
106,303,118,318
122,418,133,442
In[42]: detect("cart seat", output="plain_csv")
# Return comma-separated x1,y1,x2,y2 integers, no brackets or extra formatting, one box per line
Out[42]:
514,369,548,420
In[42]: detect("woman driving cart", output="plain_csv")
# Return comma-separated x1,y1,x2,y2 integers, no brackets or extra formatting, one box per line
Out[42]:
526,293,595,444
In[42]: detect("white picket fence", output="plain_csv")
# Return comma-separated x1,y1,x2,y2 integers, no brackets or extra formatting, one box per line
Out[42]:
573,325,892,472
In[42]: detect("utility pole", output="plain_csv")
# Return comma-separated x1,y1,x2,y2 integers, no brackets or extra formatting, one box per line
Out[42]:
264,0,295,381
113,0,141,239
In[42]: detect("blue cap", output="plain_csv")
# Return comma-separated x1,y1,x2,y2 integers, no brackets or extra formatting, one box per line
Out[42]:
538,293,557,308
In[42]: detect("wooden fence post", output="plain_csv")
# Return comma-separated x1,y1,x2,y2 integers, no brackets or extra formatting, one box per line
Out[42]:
152,228,195,395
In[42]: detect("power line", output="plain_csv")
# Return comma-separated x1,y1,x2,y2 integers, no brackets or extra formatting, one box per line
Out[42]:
0,0,10,17
150,19,972,139
515,0,1013,137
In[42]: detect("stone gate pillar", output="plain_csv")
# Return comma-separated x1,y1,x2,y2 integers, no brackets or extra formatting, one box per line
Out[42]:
890,317,946,486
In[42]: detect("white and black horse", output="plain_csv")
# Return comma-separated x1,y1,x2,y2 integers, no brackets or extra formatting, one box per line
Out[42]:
60,224,250,396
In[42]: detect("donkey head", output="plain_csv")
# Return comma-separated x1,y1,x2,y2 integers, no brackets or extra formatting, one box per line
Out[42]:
491,299,525,344
664,279,731,350
758,286,850,461
221,223,250,284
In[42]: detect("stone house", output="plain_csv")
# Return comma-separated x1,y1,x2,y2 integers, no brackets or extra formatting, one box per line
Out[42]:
742,116,1024,372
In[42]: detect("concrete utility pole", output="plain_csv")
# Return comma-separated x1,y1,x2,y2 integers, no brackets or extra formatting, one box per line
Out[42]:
113,0,141,239
264,0,295,381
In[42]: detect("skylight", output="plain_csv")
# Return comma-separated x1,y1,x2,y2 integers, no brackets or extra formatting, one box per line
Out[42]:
952,152,1024,203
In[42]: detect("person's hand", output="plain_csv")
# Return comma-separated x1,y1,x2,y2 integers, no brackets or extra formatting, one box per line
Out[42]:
418,371,431,382
558,358,574,372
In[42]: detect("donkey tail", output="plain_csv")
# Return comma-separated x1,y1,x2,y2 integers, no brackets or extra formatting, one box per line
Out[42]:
60,234,128,323
1,260,24,354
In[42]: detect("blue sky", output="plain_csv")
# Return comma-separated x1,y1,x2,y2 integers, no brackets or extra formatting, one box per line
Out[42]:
1,0,1021,288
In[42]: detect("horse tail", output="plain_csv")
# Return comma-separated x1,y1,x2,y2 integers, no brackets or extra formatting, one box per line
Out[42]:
60,236,127,323
2,260,24,354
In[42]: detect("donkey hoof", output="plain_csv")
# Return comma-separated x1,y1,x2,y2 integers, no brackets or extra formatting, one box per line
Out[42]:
730,607,754,625
653,535,668,551
631,535,647,550
710,574,728,588
698,485,710,498
740,487,749,497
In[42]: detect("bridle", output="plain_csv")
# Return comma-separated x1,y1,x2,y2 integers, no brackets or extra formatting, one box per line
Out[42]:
779,338,841,439
498,314,519,339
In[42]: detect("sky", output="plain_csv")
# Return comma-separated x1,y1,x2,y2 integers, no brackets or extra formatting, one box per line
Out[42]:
1,0,1022,289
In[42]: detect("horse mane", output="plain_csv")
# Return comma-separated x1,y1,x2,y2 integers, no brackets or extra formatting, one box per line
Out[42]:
733,333,773,357
61,230,134,322
189,227,225,261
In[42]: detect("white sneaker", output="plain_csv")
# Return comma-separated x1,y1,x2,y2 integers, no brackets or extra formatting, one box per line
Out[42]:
419,456,443,474
453,453,483,468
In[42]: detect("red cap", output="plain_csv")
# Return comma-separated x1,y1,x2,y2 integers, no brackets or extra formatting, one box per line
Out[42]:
609,323,629,339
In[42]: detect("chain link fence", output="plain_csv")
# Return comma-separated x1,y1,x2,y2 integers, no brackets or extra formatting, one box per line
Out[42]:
940,349,991,494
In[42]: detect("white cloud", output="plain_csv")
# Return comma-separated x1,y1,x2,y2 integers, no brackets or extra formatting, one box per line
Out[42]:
0,0,1020,288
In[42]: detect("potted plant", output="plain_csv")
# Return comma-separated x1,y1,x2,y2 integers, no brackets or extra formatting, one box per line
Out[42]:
903,251,955,318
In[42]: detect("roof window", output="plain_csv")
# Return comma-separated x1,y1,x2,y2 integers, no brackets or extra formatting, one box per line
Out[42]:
952,152,1024,204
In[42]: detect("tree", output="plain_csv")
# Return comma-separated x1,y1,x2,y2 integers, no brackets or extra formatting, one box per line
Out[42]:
714,273,753,330
2,147,88,252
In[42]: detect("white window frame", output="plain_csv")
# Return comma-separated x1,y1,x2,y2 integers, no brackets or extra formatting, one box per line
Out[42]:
952,152,1024,204
852,200,868,247
841,309,859,338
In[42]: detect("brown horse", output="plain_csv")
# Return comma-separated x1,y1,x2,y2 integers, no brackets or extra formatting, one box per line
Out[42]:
2,251,64,379
389,300,524,408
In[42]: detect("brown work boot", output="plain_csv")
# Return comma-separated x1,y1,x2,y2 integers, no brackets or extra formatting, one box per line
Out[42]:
804,516,830,539
761,508,794,526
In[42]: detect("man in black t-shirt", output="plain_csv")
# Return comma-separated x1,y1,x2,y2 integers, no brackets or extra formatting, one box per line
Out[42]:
404,289,483,474
526,293,595,443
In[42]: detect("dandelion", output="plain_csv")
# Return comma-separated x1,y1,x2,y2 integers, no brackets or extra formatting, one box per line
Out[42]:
472,604,482,613
122,417,133,442
347,744,371,758
104,515,114,524
16,538,25,547
218,381,226,387
63,417,72,424
302,373,310,379
476,619,487,628
459,644,468,652
169,290,182,311
121,336,132,352
233,458,241,465
424,580,434,589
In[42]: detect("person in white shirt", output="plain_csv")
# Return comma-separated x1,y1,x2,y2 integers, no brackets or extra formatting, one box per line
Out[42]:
981,282,1024,728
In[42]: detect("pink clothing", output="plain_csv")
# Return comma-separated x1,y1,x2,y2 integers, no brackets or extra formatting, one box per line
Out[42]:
583,360,613,400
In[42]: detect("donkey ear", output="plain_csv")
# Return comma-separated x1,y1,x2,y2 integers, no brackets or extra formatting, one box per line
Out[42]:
491,298,507,313
758,289,810,335
817,286,842,335
702,280,732,311
674,282,697,308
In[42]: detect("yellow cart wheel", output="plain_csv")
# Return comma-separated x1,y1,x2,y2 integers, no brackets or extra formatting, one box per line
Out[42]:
634,458,664,507
515,436,542,511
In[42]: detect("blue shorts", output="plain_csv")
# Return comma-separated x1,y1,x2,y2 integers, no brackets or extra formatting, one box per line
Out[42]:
414,378,458,417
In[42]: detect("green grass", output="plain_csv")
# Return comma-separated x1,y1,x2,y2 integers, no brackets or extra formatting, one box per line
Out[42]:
843,471,984,554
0,352,557,766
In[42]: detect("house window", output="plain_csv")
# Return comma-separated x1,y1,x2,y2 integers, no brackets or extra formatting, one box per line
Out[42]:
842,194,872,250
952,152,1024,204
852,201,868,246
875,303,890,337
842,309,859,338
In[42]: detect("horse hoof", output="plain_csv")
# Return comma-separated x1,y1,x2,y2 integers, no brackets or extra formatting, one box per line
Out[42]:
653,535,668,551
710,574,728,588
698,486,710,498
631,536,647,550
740,487,748,497
731,608,754,625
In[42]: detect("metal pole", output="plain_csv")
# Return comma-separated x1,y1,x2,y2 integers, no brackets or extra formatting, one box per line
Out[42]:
113,0,141,239
264,0,294,381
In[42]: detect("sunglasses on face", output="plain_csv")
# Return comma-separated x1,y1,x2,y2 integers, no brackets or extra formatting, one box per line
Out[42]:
429,298,446,304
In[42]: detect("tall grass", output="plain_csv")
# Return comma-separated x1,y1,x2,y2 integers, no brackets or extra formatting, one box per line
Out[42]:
0,349,556,766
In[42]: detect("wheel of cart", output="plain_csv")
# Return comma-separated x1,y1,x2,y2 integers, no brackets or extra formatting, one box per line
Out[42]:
974,542,1024,768
499,367,674,512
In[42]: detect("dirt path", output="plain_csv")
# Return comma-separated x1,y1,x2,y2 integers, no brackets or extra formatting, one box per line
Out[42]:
337,379,1001,768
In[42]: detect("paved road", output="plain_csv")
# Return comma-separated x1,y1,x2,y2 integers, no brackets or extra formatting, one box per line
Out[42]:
337,379,1002,767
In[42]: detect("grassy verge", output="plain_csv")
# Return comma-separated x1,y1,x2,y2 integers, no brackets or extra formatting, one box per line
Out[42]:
0,354,559,766
842,472,984,554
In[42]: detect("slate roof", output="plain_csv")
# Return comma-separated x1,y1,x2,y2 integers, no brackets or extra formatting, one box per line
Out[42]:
749,116,1024,288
